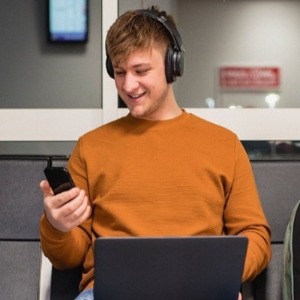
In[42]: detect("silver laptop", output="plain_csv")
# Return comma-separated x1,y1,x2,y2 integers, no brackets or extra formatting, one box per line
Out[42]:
94,236,248,300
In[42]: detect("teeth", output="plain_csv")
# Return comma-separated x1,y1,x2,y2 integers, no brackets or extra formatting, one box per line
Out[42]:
130,93,143,99
128,92,146,100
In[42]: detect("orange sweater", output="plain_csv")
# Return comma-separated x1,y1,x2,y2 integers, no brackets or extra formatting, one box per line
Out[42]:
40,111,271,291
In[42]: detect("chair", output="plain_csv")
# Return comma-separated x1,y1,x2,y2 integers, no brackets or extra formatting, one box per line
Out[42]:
248,160,300,300
0,156,49,300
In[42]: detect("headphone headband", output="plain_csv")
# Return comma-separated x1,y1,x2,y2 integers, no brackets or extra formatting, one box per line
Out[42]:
136,9,184,53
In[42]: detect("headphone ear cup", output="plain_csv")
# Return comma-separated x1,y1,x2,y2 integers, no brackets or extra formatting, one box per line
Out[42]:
106,56,114,78
165,47,175,84
173,51,184,77
165,46,185,83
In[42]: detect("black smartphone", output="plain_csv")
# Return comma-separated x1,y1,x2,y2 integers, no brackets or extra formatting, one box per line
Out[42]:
44,166,75,195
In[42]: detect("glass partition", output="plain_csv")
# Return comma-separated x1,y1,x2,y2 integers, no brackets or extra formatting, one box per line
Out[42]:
1,0,300,156
242,140,300,160
119,0,300,108
0,0,102,109
0,0,104,155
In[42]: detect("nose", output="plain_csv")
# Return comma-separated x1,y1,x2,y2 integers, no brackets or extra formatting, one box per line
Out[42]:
123,72,139,93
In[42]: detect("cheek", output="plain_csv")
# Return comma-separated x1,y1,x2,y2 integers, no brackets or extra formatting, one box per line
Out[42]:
115,78,124,94
114,78,123,91
145,73,165,89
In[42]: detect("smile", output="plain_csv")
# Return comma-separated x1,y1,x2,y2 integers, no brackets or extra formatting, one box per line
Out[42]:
128,92,146,100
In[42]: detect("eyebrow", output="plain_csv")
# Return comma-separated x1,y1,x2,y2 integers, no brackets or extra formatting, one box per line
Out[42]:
133,64,152,70
114,63,151,69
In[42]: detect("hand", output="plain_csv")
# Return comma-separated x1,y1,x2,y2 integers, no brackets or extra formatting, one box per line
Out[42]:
40,180,92,232
238,292,242,300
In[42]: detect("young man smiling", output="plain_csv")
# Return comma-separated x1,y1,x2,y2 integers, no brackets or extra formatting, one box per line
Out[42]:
113,47,180,120
40,6,271,300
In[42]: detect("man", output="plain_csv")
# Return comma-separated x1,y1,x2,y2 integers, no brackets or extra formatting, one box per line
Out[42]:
40,6,271,300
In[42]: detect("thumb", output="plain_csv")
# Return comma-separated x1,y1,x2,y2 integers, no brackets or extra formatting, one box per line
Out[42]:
40,179,53,195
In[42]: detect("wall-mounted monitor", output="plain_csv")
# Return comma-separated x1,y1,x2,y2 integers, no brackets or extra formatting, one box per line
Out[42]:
47,0,89,43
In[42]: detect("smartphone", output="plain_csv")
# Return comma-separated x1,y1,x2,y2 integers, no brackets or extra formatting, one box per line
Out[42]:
44,166,75,195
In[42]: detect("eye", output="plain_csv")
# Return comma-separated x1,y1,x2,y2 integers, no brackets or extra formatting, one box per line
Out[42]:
114,69,125,77
136,69,149,75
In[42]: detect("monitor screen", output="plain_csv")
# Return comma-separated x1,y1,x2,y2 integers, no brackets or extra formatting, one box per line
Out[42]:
47,0,88,43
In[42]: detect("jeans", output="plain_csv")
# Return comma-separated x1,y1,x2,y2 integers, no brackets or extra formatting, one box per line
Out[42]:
74,288,94,300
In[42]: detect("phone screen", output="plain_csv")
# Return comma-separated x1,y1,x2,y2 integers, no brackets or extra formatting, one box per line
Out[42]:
44,167,75,195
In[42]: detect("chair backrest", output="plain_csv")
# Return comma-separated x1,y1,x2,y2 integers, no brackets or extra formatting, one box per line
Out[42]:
47,159,300,300
0,156,48,240
0,156,49,300
4,156,294,300
252,161,300,242
50,156,70,168
249,160,300,300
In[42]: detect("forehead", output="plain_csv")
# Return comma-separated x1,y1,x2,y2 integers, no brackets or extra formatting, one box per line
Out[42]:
114,44,166,67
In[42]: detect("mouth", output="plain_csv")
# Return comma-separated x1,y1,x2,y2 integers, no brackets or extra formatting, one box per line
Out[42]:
127,92,146,101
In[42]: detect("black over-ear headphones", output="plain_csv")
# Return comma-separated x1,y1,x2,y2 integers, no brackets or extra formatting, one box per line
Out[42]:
106,9,185,83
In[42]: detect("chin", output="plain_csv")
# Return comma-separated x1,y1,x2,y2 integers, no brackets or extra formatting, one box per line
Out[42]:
129,111,145,119
128,106,146,118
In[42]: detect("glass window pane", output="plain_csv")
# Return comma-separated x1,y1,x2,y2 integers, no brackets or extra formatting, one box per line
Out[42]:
0,0,102,108
119,0,300,108
242,140,300,160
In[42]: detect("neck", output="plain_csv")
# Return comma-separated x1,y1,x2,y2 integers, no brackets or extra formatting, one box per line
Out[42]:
141,86,182,121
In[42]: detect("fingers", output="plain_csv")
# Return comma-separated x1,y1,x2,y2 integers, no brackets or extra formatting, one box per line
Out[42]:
63,194,92,228
54,187,81,208
41,178,80,209
41,180,91,232
62,190,90,220
49,191,91,232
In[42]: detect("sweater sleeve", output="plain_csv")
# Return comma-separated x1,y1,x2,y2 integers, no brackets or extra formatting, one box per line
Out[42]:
40,214,91,269
40,139,92,270
224,139,271,282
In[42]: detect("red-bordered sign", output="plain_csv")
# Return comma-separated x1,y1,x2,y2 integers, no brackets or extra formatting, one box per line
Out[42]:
219,67,280,89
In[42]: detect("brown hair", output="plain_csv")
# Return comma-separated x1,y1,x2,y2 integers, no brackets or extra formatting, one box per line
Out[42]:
106,6,177,65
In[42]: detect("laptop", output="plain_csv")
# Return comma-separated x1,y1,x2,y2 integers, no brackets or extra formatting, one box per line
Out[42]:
94,236,248,300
